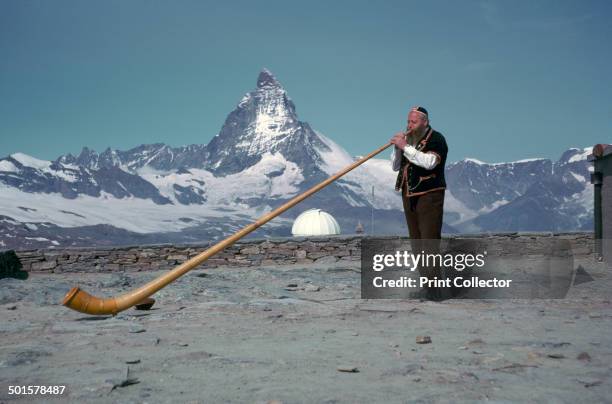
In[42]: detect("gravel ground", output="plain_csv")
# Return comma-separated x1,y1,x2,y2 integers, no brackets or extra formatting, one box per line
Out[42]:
1,257,611,403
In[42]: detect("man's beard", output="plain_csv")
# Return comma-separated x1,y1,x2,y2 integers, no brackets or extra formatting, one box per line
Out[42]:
407,125,428,146
410,125,427,137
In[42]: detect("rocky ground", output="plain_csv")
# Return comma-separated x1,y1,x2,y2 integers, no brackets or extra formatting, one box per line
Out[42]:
1,256,611,403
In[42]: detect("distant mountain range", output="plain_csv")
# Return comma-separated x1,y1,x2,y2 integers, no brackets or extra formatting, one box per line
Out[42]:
0,69,594,250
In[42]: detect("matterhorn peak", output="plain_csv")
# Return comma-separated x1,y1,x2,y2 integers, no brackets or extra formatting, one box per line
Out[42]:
257,68,281,89
203,69,330,176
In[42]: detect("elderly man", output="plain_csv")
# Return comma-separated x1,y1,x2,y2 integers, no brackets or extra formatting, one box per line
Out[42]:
390,106,448,299
390,106,448,238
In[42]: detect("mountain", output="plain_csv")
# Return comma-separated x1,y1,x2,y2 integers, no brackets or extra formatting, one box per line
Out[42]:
204,69,331,177
0,152,171,203
458,148,593,232
0,69,595,250
445,158,552,214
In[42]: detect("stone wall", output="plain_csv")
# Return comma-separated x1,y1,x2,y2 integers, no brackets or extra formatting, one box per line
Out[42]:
13,232,596,273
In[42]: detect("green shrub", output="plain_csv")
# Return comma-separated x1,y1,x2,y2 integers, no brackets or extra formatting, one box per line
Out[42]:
0,250,28,280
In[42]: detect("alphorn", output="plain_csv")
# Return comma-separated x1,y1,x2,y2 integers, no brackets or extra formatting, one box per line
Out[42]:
62,142,394,315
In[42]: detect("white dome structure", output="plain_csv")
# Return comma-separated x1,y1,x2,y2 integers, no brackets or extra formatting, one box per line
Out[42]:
291,209,341,236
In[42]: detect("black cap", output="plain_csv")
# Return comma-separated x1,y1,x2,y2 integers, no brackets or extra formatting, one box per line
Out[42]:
410,106,428,117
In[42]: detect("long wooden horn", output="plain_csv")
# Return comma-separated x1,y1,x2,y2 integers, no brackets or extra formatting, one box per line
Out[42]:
62,142,393,315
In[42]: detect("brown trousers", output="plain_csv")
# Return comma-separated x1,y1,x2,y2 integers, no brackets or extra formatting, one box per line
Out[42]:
402,189,445,299
401,189,445,240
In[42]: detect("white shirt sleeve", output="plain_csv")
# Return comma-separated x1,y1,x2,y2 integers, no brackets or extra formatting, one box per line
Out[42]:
391,149,402,172
402,145,439,170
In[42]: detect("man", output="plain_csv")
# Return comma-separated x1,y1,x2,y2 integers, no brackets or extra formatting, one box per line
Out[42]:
390,106,448,299
390,106,448,238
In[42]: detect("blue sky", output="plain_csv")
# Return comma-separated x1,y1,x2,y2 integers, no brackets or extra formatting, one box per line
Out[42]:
1,0,610,164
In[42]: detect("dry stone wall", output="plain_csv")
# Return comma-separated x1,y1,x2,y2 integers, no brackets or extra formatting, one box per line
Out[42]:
13,233,596,273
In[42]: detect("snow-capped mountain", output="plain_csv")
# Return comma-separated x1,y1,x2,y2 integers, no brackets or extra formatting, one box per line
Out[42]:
458,148,594,232
0,69,596,249
445,158,552,215
204,69,330,177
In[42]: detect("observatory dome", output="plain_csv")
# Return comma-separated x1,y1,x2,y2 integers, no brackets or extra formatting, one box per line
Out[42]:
291,209,341,236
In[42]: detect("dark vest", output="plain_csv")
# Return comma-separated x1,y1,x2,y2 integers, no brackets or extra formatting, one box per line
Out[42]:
395,127,448,197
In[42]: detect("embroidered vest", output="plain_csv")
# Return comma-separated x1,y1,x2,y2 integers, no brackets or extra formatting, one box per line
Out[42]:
395,127,447,196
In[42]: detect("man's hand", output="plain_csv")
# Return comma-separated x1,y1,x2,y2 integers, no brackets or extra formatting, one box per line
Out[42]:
390,132,407,150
